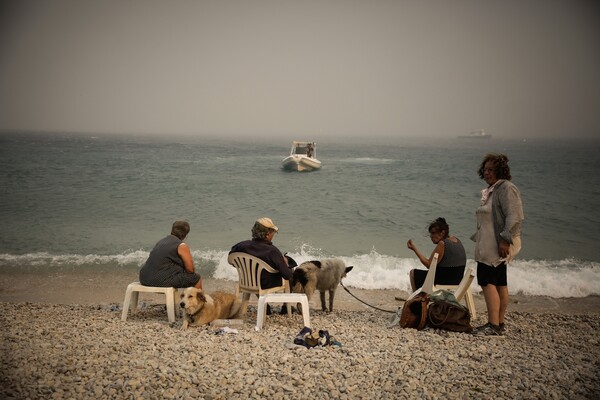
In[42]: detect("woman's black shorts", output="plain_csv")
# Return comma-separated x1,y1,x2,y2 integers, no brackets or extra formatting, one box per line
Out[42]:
476,262,507,286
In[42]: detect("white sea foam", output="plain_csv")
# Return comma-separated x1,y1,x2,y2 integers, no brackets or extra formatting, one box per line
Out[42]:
0,251,149,268
509,258,600,298
208,249,600,298
341,157,396,164
2,250,598,298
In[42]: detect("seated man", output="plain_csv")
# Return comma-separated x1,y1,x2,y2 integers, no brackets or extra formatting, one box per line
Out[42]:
230,217,292,290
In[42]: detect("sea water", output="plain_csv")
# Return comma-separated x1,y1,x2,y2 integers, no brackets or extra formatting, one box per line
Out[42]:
1,132,599,298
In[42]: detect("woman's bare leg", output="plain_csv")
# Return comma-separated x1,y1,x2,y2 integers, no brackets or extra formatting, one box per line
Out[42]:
498,285,509,324
481,284,500,325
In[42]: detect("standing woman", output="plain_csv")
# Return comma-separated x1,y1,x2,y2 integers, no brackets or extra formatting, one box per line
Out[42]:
473,154,524,336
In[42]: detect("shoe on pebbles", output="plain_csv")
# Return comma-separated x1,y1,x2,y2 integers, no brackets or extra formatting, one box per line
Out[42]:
473,322,504,338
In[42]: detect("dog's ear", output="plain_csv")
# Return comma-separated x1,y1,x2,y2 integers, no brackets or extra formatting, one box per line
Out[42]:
285,254,298,268
345,266,353,273
311,260,322,268
196,291,206,302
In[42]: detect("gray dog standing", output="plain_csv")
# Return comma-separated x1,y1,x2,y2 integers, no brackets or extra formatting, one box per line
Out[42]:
291,259,353,312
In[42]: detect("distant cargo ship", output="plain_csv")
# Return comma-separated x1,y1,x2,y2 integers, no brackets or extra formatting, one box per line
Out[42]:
458,129,492,139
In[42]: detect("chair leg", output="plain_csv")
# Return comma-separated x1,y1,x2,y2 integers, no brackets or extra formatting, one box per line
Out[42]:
299,296,310,328
166,289,176,323
121,287,133,321
130,291,140,314
465,289,477,319
256,296,267,331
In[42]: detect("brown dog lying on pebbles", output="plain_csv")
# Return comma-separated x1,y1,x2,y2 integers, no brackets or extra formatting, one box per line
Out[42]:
179,287,241,329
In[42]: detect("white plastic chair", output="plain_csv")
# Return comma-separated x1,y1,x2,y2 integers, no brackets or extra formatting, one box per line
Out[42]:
228,252,310,331
256,293,310,331
436,268,477,319
406,253,477,318
121,282,179,323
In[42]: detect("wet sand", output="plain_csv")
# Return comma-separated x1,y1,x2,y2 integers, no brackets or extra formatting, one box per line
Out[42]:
1,268,598,315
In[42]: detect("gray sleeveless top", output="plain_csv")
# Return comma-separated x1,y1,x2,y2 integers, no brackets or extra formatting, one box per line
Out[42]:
139,235,184,282
438,238,466,268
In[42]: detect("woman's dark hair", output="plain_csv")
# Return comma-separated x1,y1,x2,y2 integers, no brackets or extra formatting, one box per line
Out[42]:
428,217,449,238
251,222,272,240
171,220,190,240
478,153,512,180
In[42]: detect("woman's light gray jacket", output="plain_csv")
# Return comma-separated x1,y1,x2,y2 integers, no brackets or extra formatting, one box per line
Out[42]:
473,179,524,245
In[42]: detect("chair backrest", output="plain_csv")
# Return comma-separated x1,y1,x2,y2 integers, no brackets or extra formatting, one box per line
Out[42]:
405,253,439,301
227,252,286,296
421,252,439,294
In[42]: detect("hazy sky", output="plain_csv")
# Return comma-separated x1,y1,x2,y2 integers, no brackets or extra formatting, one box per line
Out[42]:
1,0,599,139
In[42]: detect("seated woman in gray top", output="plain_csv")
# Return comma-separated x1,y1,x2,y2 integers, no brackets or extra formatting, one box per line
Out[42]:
139,221,202,289
407,217,466,291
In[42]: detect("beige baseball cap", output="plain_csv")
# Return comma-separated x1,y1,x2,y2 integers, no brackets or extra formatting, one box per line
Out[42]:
256,217,278,232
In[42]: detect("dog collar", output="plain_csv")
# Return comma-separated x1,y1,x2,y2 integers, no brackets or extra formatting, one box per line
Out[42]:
188,307,203,319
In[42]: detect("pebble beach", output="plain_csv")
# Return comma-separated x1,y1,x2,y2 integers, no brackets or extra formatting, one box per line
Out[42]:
1,273,599,399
